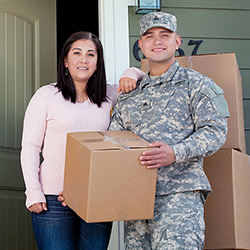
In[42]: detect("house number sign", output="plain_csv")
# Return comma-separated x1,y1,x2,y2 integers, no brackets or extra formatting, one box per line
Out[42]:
133,39,203,61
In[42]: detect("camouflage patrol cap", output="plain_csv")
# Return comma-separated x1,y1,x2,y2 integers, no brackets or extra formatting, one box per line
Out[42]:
139,12,177,36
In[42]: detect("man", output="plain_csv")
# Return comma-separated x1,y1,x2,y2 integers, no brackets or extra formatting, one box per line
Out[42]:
110,12,229,249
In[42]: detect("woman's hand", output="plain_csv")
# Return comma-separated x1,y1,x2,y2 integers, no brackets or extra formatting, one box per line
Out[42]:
118,67,145,93
28,202,47,213
58,191,68,207
117,77,137,93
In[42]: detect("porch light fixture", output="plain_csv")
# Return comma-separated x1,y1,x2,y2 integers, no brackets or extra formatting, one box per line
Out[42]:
135,0,161,14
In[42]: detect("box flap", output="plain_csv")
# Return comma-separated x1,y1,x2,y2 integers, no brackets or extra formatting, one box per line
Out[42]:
68,131,105,141
119,139,149,148
79,140,124,150
69,131,150,151
107,130,141,139
107,131,150,148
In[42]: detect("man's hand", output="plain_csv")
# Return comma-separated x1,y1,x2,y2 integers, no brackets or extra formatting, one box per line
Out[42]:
139,141,176,169
28,202,47,213
58,191,67,207
117,77,137,93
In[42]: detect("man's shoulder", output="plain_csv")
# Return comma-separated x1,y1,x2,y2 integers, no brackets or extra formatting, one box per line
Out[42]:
177,64,206,80
175,64,217,88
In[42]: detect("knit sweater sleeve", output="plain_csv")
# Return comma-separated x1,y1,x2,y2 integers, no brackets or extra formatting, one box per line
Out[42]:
120,67,146,81
106,83,121,106
20,87,48,208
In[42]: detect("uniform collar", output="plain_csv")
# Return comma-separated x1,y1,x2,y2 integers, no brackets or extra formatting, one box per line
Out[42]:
140,60,180,88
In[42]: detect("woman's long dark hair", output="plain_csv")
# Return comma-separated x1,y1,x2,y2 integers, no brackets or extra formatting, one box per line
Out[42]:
56,31,107,107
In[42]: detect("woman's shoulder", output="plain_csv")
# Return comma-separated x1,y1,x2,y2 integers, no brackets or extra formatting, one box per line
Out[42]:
33,83,59,98
28,83,60,105
36,82,58,93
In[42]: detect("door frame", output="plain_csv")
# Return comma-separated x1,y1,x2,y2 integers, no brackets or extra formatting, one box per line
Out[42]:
98,0,131,85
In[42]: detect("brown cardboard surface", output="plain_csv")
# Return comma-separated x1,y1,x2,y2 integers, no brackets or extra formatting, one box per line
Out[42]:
63,131,157,223
203,149,250,249
141,53,246,153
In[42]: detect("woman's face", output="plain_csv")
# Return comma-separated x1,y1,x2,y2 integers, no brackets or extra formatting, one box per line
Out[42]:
64,39,98,85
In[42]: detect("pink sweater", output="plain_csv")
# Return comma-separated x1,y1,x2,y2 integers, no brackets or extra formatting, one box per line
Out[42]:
21,83,120,208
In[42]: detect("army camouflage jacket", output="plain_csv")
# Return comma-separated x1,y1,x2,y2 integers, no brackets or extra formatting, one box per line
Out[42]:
109,61,229,198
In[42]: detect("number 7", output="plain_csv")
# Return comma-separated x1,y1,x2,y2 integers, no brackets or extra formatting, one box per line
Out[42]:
188,40,203,55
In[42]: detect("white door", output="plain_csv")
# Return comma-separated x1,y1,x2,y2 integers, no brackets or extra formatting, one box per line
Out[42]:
0,0,56,248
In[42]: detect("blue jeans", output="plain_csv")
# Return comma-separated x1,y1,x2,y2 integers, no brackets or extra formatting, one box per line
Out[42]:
31,195,112,250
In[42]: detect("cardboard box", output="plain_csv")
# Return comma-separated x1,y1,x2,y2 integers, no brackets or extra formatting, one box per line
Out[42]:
141,53,246,153
63,131,157,223
203,149,250,249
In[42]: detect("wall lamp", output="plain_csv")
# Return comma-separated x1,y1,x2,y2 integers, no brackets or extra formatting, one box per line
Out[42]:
135,0,161,14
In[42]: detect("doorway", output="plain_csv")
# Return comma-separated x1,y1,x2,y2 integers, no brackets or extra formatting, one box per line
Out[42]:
56,0,99,63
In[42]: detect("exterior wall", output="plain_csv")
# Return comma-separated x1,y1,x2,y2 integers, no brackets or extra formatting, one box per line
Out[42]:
128,0,250,154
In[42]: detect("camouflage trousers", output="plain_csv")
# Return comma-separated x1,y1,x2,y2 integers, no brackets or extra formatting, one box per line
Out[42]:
124,191,205,250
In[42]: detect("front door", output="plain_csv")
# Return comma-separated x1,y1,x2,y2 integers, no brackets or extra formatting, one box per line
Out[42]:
0,0,56,249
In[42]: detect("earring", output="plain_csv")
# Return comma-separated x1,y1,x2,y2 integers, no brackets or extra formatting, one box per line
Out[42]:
65,68,69,76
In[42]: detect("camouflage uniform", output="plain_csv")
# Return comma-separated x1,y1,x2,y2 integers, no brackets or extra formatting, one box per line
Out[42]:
109,11,229,250
109,60,229,249
124,191,206,250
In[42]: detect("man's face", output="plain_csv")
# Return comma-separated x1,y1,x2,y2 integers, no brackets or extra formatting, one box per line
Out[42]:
139,27,181,66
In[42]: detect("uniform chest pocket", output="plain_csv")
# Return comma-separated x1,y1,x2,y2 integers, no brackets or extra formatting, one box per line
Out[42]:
140,87,176,122
163,87,193,128
126,105,142,133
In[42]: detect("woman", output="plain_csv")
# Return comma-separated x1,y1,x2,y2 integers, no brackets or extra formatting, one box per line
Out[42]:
20,31,143,250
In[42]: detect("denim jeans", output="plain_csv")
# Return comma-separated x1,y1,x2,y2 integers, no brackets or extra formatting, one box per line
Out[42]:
31,195,112,250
